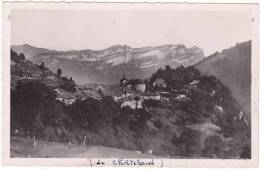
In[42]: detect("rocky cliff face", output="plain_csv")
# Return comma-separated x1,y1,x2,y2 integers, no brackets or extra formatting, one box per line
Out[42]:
12,44,204,84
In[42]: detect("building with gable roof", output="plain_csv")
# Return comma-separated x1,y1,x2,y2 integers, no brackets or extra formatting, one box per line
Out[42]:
54,88,76,105
152,78,166,88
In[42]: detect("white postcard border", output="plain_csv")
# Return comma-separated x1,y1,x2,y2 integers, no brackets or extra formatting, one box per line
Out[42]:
1,1,259,167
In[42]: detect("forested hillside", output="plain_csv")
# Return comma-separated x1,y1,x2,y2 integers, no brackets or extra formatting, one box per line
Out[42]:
195,41,251,118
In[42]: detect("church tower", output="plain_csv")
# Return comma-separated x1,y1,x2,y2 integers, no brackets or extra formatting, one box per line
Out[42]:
120,72,128,87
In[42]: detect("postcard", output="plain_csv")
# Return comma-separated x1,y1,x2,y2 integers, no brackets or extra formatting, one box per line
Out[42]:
1,1,259,167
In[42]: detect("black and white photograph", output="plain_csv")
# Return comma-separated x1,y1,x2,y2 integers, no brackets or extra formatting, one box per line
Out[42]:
1,1,259,167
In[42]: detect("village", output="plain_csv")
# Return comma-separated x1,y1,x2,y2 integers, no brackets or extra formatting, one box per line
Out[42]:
48,72,196,109
11,55,249,129
12,66,181,107
11,56,192,109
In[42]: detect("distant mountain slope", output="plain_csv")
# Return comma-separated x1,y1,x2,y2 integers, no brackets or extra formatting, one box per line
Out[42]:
195,41,251,116
12,44,57,59
11,44,205,84
11,49,78,93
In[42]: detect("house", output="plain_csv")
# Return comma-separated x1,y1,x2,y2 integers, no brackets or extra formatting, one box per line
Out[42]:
159,91,171,98
121,99,143,109
82,89,102,100
214,105,223,113
189,80,200,86
54,88,76,105
113,88,139,102
114,96,123,102
142,91,161,100
152,78,166,88
210,90,216,96
161,97,170,102
46,75,56,80
29,73,41,79
73,91,88,101
175,94,187,100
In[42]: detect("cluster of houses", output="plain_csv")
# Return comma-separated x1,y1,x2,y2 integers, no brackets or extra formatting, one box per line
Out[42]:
54,87,102,106
116,73,210,110
117,74,171,109
13,65,56,81
54,88,77,105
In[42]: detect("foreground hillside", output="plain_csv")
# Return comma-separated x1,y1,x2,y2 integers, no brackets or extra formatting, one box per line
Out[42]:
195,41,251,117
12,44,204,84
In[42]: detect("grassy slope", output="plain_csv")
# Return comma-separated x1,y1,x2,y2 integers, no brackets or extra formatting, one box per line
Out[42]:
11,137,160,158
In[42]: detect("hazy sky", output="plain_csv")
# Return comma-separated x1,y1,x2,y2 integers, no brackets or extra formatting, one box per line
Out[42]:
11,9,252,56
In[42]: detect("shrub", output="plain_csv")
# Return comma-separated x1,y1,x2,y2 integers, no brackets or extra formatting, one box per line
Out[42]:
171,128,200,157
68,97,120,131
59,76,77,92
202,135,225,158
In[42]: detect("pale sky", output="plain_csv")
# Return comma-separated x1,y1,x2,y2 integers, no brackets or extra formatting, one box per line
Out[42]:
11,9,252,56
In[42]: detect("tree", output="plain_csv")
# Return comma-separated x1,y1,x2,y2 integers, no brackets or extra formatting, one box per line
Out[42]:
10,80,73,141
69,97,120,131
18,53,25,60
40,62,45,71
202,135,226,158
57,68,62,77
240,145,251,159
11,80,57,131
39,62,46,79
11,49,19,61
165,65,171,71
59,76,76,93
171,128,200,157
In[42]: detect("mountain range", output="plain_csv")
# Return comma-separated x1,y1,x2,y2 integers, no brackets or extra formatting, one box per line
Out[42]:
11,44,204,84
